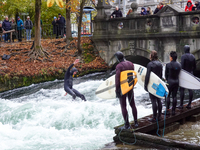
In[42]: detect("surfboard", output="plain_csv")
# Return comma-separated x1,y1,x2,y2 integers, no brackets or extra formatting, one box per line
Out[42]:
179,69,200,90
95,70,137,99
120,70,137,95
134,64,169,99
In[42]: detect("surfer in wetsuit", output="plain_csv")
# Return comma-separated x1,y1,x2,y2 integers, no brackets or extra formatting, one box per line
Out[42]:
64,59,86,101
178,45,196,109
115,51,138,129
165,51,181,115
145,50,163,122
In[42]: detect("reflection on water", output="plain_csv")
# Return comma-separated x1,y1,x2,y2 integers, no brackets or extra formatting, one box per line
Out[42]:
165,121,200,144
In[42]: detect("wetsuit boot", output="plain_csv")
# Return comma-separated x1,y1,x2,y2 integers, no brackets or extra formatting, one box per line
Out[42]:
134,120,139,127
118,121,130,130
186,100,192,109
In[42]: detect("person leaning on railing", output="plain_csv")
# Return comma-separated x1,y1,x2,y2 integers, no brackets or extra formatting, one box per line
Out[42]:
192,1,200,11
2,16,11,42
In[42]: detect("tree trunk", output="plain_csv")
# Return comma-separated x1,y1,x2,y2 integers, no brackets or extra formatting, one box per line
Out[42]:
77,0,86,56
34,0,42,53
25,0,49,62
66,0,71,44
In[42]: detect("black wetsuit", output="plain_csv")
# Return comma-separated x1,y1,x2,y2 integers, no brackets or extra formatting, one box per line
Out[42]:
165,60,181,113
64,64,86,101
115,60,137,128
145,60,163,120
179,47,196,108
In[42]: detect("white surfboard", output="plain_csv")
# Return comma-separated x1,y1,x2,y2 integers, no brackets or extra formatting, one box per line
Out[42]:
95,75,116,99
134,64,168,99
95,63,168,99
179,69,200,90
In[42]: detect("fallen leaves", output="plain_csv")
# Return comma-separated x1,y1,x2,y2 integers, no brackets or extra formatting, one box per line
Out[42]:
0,37,108,79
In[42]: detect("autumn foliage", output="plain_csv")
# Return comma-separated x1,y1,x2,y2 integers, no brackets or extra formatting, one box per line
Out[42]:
0,37,108,79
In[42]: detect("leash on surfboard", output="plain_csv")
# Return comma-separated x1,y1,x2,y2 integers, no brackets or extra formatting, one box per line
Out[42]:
156,95,167,137
117,90,137,145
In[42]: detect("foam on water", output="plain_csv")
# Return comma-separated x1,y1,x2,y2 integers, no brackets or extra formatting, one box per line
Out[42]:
0,80,152,150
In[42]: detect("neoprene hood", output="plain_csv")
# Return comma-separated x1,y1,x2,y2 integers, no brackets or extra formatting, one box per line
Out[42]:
115,51,124,62
184,45,190,53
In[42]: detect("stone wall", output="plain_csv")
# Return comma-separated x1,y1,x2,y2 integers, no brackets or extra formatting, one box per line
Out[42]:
93,2,200,64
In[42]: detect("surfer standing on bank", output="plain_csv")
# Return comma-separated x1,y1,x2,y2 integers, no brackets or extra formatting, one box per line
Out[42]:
165,51,181,115
115,51,138,129
179,45,196,109
64,59,86,101
145,50,163,122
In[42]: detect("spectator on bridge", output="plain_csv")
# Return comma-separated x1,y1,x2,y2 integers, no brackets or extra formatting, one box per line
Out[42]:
185,0,194,11
52,17,58,39
2,16,11,42
24,16,33,41
17,16,23,42
57,13,65,38
111,6,123,18
126,9,132,17
159,2,164,10
154,3,164,14
10,18,17,42
140,7,148,15
192,1,200,10
0,22,5,41
154,5,160,14
147,6,153,15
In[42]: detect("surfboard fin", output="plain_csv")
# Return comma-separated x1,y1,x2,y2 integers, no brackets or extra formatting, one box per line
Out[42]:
152,83,168,97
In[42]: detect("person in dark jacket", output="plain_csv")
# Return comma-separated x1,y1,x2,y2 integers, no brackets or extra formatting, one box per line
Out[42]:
115,51,138,129
111,6,123,18
141,7,148,15
145,50,163,122
192,1,200,10
52,17,58,38
2,16,11,42
24,16,33,41
57,13,65,38
165,51,181,116
17,16,24,42
179,45,196,109
154,5,160,14
64,59,86,101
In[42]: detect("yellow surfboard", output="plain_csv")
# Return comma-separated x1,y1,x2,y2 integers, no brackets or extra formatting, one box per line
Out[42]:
120,70,137,95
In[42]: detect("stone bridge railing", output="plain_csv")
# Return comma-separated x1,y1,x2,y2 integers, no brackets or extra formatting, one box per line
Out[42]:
93,0,200,64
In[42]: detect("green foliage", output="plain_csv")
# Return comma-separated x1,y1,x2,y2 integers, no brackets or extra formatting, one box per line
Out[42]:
1,0,65,24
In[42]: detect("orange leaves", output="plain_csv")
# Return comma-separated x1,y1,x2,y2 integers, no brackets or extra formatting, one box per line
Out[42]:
47,0,64,8
47,0,54,7
55,0,64,8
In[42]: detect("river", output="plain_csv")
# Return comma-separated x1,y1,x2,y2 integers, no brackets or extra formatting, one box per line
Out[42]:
0,72,199,150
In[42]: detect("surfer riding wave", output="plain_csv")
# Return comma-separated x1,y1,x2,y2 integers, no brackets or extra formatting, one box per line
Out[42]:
64,59,86,101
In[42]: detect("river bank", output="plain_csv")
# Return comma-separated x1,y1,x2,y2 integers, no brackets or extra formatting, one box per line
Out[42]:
0,38,109,93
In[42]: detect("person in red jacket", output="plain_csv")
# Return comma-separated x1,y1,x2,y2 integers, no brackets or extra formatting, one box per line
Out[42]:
185,0,194,11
